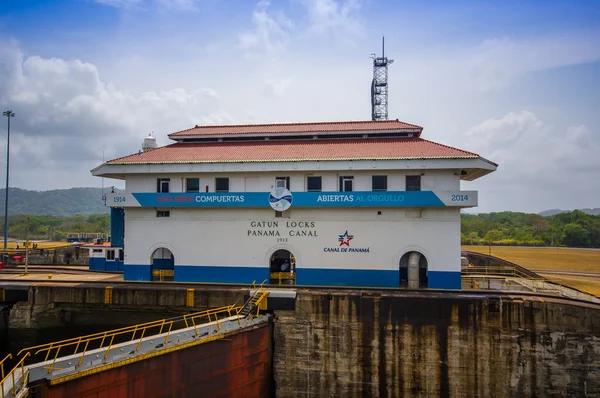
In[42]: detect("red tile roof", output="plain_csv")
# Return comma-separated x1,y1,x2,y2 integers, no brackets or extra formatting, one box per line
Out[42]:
169,120,423,138
107,138,490,164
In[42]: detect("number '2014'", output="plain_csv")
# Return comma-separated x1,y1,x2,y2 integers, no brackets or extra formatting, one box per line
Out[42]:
451,194,468,201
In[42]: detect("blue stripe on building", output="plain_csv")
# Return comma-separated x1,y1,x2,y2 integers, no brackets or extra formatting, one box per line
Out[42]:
174,265,270,284
132,191,445,208
121,264,462,289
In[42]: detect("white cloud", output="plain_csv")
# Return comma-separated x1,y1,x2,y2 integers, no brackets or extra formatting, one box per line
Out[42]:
0,43,232,190
264,78,292,98
156,0,202,11
94,0,142,9
303,0,363,41
238,1,294,54
464,111,600,212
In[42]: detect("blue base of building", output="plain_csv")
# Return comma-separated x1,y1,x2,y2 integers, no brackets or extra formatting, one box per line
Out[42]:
296,268,400,287
174,265,270,284
121,265,462,289
89,259,124,272
428,271,462,289
124,264,152,281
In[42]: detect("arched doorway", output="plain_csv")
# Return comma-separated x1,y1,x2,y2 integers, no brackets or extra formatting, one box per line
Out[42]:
269,249,295,285
399,251,428,288
151,247,174,281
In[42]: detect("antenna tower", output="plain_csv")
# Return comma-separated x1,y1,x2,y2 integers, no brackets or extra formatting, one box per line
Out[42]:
370,37,394,121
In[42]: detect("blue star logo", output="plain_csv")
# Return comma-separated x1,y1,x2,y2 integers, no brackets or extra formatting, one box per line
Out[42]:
338,230,354,247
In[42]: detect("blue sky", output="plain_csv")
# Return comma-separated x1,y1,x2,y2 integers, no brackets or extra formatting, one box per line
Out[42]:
0,0,599,213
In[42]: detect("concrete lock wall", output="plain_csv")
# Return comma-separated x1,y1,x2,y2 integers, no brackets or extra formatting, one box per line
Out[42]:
36,323,272,398
7,285,246,330
272,292,600,397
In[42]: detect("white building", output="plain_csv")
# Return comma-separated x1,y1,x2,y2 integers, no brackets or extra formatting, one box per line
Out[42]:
92,120,496,289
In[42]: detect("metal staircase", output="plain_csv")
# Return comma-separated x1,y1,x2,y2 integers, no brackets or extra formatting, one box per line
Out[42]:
238,281,269,317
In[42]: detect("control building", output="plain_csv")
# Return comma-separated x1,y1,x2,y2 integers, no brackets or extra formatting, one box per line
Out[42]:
92,120,496,289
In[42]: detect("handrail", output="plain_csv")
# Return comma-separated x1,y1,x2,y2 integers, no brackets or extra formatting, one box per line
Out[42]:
0,352,29,398
0,354,11,380
6,281,266,384
462,265,545,280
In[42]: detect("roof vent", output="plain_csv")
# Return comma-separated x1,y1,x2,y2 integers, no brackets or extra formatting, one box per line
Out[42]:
142,134,158,152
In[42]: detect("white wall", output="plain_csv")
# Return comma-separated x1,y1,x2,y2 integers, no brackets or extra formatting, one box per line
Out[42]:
125,170,460,193
124,207,461,273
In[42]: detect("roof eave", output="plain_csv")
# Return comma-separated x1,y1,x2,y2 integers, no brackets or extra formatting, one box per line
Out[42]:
168,128,423,140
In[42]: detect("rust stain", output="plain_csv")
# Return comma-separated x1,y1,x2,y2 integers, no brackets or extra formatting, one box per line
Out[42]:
41,324,272,398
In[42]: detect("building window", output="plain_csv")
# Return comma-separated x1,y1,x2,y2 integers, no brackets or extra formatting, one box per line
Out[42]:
156,210,170,217
119,250,124,261
106,250,115,261
157,178,170,193
186,178,200,192
406,175,421,191
307,176,322,192
215,177,229,192
372,175,387,191
92,249,103,254
275,177,290,189
275,210,291,218
339,176,354,192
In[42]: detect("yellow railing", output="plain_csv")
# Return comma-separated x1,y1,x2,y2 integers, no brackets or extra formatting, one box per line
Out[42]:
269,272,296,285
462,266,543,280
183,304,242,333
17,304,243,375
0,353,30,398
242,280,269,317
0,354,10,382
3,281,268,389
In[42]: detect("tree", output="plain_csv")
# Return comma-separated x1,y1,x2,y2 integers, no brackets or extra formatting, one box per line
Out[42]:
561,223,590,247
484,230,504,244
468,232,479,245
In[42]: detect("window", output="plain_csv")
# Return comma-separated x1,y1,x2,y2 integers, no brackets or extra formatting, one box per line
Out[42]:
186,178,200,192
215,178,229,192
157,178,170,193
275,210,291,218
339,176,354,192
119,250,124,261
406,175,421,191
307,176,322,192
106,250,115,261
156,210,170,217
92,249,103,254
275,177,290,189
372,175,387,191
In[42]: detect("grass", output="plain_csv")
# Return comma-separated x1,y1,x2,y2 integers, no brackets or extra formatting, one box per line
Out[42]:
462,245,600,272
462,245,600,297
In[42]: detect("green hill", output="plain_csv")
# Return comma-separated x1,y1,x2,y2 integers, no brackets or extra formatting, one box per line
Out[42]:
0,188,118,216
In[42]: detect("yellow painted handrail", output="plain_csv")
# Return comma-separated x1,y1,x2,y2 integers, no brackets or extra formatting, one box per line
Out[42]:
18,304,245,374
462,265,543,280
0,354,11,381
0,352,29,398
7,281,266,381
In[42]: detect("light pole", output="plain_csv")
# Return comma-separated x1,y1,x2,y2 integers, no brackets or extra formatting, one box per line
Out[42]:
3,110,15,250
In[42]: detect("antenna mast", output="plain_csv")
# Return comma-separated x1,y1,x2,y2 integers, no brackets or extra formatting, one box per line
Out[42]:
370,36,394,121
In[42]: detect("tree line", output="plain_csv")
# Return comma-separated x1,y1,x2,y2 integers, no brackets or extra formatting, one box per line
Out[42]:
462,210,600,248
0,214,110,241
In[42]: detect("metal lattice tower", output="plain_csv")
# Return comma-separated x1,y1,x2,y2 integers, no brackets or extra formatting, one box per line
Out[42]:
370,37,394,121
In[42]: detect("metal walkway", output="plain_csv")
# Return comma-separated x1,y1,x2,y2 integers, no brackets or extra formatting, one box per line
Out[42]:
1,282,270,398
